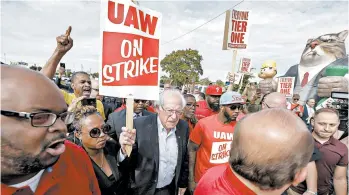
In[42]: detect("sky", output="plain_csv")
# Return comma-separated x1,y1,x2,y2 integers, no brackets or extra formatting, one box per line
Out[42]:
1,0,348,82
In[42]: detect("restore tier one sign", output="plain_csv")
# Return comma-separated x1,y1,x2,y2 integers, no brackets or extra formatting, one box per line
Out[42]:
222,9,252,50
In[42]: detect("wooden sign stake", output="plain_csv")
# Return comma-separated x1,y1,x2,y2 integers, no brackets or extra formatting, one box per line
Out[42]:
227,50,238,91
125,96,134,156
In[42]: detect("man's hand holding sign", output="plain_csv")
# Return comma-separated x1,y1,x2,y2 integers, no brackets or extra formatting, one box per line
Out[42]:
99,0,162,156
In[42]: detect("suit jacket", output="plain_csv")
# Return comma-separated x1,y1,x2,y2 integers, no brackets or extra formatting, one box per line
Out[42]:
301,105,314,124
129,114,189,195
283,56,348,103
107,109,153,139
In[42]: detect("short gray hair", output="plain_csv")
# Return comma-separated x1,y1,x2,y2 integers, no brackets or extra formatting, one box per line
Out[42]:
153,89,186,109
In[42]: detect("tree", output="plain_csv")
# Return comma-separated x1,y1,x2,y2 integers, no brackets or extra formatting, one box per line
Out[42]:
234,74,254,93
198,77,211,86
160,49,203,87
215,79,225,87
91,72,99,78
160,75,171,84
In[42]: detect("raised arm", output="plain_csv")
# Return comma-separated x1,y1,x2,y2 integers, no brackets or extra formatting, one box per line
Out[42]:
41,26,73,79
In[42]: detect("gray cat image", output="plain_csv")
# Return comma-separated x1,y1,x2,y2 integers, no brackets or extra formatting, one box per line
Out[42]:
260,30,348,105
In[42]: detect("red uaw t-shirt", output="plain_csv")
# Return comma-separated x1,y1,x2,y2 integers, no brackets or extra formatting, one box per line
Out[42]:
194,164,256,195
190,114,236,182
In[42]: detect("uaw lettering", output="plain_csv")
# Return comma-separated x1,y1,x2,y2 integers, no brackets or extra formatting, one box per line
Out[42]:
108,1,159,35
210,131,234,164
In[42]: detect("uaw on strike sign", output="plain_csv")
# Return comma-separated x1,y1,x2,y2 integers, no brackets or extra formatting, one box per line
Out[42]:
99,0,162,100
222,9,251,50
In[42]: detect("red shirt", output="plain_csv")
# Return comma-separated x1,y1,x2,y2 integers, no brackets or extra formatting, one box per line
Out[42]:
115,104,126,112
195,102,218,120
291,136,348,195
146,106,156,113
196,100,207,108
195,164,256,195
190,114,236,182
1,141,101,195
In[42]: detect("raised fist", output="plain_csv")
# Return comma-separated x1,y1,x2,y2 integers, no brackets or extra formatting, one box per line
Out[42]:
318,76,348,97
55,26,73,55
259,78,277,95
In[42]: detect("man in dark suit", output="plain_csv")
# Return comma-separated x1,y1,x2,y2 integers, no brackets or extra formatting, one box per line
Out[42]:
119,89,189,195
302,98,316,131
107,99,154,139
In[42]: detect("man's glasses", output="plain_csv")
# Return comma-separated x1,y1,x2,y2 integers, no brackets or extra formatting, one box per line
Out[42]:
293,98,299,101
228,104,243,110
161,106,183,116
89,124,111,138
135,100,146,104
1,110,72,127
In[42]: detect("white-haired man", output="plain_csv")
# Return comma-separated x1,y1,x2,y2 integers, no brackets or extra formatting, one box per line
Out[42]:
119,89,189,195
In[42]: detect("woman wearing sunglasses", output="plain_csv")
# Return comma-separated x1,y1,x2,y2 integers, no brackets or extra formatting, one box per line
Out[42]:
71,106,129,195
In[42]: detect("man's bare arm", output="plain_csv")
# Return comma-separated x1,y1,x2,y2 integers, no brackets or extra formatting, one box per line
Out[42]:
333,165,347,195
305,162,317,193
188,140,199,192
41,26,73,79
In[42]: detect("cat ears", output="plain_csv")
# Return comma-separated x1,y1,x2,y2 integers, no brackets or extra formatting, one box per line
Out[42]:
337,30,348,41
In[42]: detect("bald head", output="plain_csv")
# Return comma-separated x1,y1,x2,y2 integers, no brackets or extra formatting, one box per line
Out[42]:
1,65,68,179
229,108,314,190
1,65,67,111
263,92,287,109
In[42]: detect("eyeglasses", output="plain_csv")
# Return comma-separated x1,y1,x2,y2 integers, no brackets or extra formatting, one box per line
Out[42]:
228,104,243,110
135,100,146,104
88,124,111,138
293,99,299,101
161,106,183,116
1,110,72,127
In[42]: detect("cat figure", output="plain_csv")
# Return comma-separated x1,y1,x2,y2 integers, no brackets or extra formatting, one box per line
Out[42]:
260,30,348,105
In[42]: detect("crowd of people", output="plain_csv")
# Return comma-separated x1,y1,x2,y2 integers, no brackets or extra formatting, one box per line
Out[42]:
1,29,348,195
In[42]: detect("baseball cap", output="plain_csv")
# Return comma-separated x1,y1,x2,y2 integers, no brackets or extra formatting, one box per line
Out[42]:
220,91,245,105
206,85,223,95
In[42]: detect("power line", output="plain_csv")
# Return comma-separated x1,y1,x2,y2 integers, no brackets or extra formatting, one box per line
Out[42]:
161,0,245,46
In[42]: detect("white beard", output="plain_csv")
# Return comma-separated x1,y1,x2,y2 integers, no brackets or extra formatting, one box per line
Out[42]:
299,47,337,68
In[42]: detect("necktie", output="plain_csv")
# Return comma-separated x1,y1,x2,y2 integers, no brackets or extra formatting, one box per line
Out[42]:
301,72,309,87
134,114,140,119
13,186,34,195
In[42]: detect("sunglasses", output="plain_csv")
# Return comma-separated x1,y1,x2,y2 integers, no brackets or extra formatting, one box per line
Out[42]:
89,124,111,138
293,99,299,101
186,103,196,108
135,100,146,104
228,104,243,110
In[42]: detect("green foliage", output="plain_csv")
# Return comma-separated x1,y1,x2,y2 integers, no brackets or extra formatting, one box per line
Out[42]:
238,74,253,93
160,75,171,84
215,79,224,87
199,77,212,86
160,49,203,87
91,72,99,78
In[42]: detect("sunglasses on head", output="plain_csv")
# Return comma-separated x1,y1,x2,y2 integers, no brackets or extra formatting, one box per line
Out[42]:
89,124,111,138
135,100,146,104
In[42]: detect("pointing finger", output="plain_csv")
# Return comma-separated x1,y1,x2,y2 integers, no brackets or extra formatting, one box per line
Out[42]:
66,26,72,36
